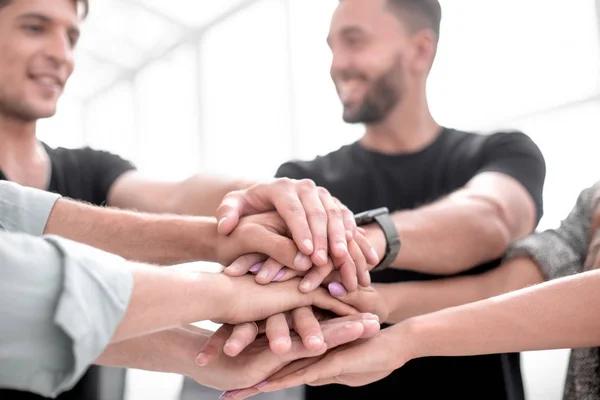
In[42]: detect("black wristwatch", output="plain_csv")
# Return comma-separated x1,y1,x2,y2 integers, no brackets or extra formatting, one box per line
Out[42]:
354,207,401,272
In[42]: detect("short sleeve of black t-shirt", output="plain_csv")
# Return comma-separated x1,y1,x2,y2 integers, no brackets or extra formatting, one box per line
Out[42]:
45,145,136,206
473,131,546,223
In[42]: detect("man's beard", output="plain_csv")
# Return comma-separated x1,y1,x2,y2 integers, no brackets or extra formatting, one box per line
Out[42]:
341,58,405,124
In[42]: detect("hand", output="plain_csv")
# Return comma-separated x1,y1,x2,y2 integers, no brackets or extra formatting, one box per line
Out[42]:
206,285,388,358
215,212,312,271
216,179,357,266
225,228,379,292
191,314,381,393
227,326,407,399
212,274,362,325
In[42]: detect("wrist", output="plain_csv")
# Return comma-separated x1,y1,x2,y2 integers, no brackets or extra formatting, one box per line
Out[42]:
176,327,214,378
372,282,407,324
391,315,432,362
192,217,219,263
183,272,231,323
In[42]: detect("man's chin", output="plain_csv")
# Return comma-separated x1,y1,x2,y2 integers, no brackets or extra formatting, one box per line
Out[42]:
342,107,364,124
28,104,58,120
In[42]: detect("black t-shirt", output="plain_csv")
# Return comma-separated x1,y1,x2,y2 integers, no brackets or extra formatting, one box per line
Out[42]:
0,143,135,400
276,128,546,400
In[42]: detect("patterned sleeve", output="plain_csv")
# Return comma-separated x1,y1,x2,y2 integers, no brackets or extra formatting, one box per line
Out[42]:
504,183,599,280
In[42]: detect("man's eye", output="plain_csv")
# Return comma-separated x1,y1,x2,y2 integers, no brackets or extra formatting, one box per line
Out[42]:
24,25,44,33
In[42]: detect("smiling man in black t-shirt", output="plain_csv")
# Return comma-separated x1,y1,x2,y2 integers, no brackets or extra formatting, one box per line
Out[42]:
0,1,380,400
270,0,545,399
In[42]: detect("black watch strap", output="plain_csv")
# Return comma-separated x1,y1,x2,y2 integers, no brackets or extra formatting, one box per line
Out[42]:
354,207,401,272
372,212,401,271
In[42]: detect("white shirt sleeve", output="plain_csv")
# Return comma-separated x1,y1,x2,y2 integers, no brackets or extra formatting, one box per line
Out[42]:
0,232,133,398
0,180,61,236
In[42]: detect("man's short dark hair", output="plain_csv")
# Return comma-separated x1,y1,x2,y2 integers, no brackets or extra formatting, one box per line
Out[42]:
0,0,89,18
385,0,441,41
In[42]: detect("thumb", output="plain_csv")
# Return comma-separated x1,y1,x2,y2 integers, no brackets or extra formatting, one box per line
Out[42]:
328,284,387,321
195,325,234,366
216,192,247,235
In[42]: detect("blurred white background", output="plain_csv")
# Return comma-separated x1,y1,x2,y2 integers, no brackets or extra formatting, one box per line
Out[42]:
38,0,600,398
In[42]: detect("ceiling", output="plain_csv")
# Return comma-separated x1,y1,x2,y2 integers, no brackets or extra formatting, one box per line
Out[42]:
67,0,257,101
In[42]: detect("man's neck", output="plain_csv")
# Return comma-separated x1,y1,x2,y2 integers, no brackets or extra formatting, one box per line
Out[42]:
360,91,441,154
0,114,50,188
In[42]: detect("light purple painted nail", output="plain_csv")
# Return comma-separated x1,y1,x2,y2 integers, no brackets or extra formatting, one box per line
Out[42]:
272,269,285,282
328,282,347,297
220,389,241,398
255,381,268,388
249,263,263,273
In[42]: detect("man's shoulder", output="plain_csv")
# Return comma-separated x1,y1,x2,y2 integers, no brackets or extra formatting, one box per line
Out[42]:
442,127,542,159
44,144,135,169
276,144,356,180
444,127,535,147
45,144,111,158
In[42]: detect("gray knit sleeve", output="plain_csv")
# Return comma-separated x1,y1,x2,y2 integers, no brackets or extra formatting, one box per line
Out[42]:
505,183,599,280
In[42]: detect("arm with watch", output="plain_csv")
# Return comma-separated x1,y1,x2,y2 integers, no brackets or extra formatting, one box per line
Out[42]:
356,172,540,324
359,172,538,275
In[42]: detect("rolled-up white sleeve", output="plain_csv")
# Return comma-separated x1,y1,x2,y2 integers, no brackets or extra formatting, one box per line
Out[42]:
0,232,133,398
0,180,61,236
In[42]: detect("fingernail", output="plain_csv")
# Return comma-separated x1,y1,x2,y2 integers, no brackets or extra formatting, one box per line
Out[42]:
218,217,228,231
249,263,263,273
294,252,312,270
255,381,268,388
370,247,379,260
346,230,354,240
335,241,347,253
272,269,285,282
300,279,312,291
258,268,270,280
364,313,379,320
363,320,380,330
303,239,314,253
195,352,208,366
274,337,291,347
328,282,347,296
317,250,328,263
225,264,241,273
224,340,239,352
220,389,240,398
307,336,323,346
364,271,371,285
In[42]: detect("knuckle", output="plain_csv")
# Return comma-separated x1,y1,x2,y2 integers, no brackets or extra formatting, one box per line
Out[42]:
299,179,317,190
316,186,330,197
326,206,343,219
272,178,294,191
283,198,305,215
307,209,327,222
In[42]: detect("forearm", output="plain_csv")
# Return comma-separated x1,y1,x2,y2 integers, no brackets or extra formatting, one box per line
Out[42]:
96,326,210,376
169,174,255,216
44,198,219,265
367,190,525,275
111,268,226,343
375,256,544,324
399,268,600,361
